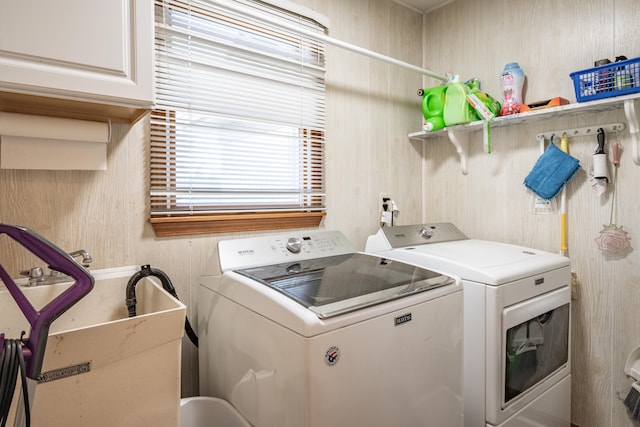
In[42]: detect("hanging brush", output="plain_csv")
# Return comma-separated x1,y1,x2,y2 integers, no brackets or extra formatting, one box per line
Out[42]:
594,135,633,255
625,381,640,420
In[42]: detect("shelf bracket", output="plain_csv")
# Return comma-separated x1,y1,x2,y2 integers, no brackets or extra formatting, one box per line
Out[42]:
447,129,469,175
623,98,639,166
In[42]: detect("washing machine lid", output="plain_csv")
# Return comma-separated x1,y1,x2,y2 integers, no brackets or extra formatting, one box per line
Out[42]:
365,223,569,285
378,240,569,285
235,253,456,318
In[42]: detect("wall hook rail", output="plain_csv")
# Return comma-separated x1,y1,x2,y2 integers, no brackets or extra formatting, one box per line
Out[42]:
536,123,626,141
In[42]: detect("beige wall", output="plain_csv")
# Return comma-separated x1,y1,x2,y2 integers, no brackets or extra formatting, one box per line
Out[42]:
0,0,424,400
1,0,638,425
421,1,640,426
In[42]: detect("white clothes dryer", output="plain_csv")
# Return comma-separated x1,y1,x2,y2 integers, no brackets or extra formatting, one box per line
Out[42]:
366,223,572,427
198,230,464,427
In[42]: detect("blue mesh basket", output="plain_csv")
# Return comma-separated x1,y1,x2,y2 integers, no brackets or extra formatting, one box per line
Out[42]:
570,56,640,102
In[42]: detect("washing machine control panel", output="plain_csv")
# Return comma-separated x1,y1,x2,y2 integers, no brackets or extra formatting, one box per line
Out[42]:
419,226,435,239
376,223,469,249
218,230,356,272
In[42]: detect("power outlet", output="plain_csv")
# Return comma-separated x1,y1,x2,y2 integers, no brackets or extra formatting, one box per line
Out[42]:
379,193,390,211
379,193,393,225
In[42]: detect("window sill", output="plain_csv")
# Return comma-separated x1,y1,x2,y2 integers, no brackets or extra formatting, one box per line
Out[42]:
150,211,326,237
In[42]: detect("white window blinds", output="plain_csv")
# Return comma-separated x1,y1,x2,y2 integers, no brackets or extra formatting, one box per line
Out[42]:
151,0,326,220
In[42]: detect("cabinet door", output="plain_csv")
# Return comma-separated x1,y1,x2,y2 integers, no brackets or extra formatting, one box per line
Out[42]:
0,0,153,109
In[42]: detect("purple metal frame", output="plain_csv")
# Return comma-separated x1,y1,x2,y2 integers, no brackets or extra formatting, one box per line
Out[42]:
0,224,94,379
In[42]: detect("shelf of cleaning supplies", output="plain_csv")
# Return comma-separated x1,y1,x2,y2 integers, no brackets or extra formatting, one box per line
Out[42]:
409,92,640,173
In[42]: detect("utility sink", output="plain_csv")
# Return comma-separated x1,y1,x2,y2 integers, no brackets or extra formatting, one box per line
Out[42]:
0,266,187,427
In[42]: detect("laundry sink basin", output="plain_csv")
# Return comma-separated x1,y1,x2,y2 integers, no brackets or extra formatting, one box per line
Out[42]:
0,265,187,427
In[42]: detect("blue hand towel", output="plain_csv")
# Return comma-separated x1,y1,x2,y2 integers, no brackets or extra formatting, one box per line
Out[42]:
524,143,580,200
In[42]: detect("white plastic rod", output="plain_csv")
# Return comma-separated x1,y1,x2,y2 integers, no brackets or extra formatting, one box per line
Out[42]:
211,0,449,81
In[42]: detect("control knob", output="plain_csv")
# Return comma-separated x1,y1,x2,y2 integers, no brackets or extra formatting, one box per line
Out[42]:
419,226,434,239
286,237,302,253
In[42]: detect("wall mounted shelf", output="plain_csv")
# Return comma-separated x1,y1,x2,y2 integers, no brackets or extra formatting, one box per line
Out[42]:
409,93,640,174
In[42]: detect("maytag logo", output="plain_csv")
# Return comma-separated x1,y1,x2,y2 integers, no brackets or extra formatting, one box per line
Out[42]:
394,313,412,326
237,249,255,256
535,277,544,286
37,362,91,383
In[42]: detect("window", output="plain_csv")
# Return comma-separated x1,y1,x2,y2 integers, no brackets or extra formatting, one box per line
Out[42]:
151,0,327,237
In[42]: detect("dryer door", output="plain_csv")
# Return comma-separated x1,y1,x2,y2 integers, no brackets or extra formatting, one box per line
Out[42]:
489,286,571,425
503,293,570,404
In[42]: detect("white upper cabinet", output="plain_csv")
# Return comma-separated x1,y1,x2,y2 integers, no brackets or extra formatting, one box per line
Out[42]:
0,0,154,122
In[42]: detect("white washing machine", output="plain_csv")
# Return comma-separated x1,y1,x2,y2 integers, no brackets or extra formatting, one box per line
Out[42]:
198,230,463,427
366,223,572,427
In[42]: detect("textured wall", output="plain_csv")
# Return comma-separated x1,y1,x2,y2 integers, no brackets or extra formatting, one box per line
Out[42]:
420,1,640,426
0,0,425,397
3,1,636,425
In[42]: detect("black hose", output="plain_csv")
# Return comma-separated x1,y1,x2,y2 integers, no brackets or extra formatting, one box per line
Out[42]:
0,339,30,427
125,265,198,348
